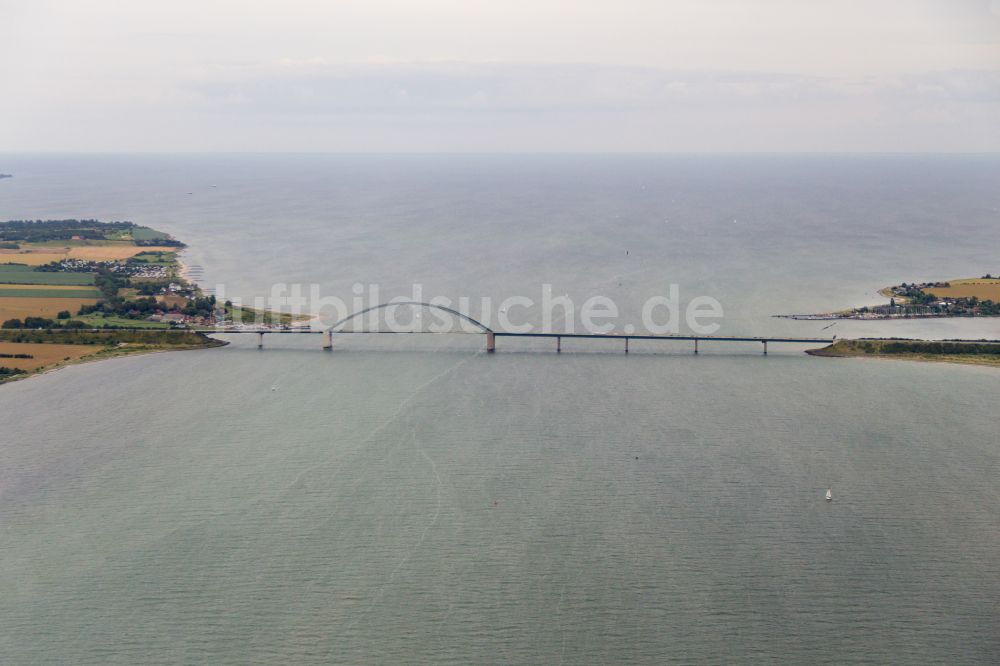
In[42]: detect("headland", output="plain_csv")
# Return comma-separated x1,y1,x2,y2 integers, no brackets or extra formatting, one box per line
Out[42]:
0,219,303,384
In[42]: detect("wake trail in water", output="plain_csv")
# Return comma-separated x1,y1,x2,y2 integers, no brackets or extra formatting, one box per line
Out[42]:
363,430,444,605
279,352,476,496
202,350,476,538
332,358,461,643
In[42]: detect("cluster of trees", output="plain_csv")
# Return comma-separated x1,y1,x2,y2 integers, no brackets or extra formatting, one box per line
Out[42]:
0,367,25,377
892,283,937,304
0,352,33,359
77,297,159,319
906,290,937,306
181,295,218,317
0,328,210,346
2,317,87,329
876,340,1000,356
81,297,221,322
914,294,1000,316
86,272,201,319
29,262,219,324
95,267,127,301
135,280,170,296
885,283,1000,316
74,267,157,320
0,219,137,242
965,297,1000,316
34,261,72,273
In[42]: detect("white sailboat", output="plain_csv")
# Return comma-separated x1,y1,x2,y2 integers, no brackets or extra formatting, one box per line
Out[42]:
825,488,833,501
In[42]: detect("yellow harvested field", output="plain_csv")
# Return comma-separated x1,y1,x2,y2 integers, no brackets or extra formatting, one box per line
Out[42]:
926,278,1000,301
0,252,68,265
0,297,98,321
0,244,178,264
156,294,189,309
0,341,99,371
68,246,177,260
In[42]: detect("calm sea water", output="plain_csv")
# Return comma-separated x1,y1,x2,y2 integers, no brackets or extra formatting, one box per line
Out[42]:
1,154,999,663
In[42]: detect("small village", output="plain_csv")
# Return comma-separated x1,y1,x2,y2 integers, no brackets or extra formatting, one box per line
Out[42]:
780,275,1000,320
53,257,173,280
0,220,304,333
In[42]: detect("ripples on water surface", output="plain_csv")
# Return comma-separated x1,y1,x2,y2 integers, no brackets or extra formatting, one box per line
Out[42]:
1,337,998,663
1,155,999,663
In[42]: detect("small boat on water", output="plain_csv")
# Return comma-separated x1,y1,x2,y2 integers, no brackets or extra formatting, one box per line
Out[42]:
825,488,833,501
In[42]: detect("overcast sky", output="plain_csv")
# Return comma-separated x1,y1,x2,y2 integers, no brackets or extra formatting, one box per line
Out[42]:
2,0,999,152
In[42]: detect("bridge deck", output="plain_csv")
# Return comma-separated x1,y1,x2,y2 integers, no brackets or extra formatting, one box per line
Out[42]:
493,332,832,343
189,329,832,344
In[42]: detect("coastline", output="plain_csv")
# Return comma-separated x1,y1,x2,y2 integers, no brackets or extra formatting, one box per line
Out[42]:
0,334,228,386
807,339,1000,369
0,218,309,386
176,249,194,283
780,276,1000,321
5,222,997,382
173,249,312,327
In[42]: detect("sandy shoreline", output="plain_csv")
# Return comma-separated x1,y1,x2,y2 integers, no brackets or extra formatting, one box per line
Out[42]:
175,249,196,284
0,336,228,386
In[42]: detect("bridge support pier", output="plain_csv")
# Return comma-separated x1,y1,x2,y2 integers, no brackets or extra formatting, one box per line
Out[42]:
694,338,699,354
762,340,767,355
556,336,561,353
625,337,629,354
486,332,495,353
322,330,332,350
258,332,264,349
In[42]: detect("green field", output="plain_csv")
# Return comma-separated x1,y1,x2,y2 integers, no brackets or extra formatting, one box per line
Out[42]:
228,305,309,325
76,314,172,329
0,288,101,298
129,251,176,266
131,226,170,241
0,266,96,285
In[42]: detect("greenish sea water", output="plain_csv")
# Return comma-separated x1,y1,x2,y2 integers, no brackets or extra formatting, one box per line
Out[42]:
1,154,999,663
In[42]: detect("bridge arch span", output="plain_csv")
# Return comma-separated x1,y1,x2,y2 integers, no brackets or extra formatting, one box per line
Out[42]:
326,301,493,334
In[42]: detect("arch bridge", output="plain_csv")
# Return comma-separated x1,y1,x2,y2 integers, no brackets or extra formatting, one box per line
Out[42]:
195,301,835,354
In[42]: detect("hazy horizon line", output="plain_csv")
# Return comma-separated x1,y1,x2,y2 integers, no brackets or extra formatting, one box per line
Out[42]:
3,150,1000,157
